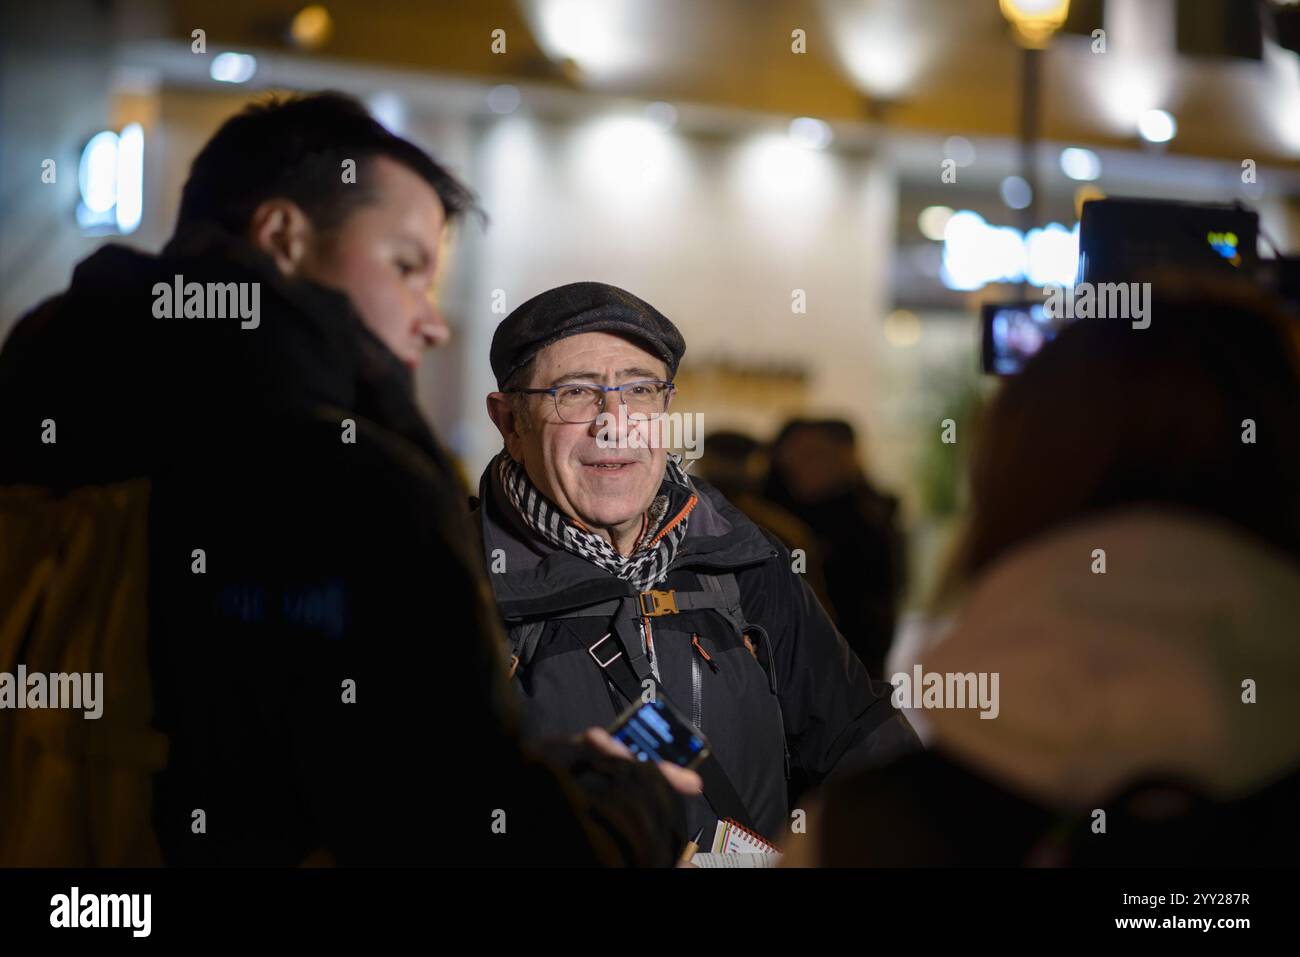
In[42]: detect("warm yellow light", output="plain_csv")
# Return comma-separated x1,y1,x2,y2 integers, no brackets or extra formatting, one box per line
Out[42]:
1074,184,1105,220
883,310,922,348
999,0,1071,49
290,5,333,50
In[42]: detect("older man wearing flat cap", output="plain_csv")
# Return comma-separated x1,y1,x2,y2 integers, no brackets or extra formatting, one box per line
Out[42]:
475,281,919,845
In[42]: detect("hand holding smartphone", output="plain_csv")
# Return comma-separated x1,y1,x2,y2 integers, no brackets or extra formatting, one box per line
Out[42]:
606,696,710,771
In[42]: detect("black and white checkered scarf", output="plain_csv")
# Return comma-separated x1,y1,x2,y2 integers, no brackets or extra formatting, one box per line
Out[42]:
495,450,697,590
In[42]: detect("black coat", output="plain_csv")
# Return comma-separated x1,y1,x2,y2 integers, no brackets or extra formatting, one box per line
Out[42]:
0,226,684,866
474,464,921,843
765,479,906,679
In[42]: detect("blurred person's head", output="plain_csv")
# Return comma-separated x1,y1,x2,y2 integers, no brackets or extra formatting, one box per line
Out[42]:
938,276,1300,606
485,283,685,555
695,430,764,498
176,92,479,368
768,418,863,504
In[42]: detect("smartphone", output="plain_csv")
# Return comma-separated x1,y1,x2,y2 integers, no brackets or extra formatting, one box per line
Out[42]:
607,696,711,770
981,301,1069,375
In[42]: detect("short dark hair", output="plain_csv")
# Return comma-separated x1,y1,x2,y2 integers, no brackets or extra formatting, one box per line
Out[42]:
501,356,538,434
176,91,480,235
500,356,537,394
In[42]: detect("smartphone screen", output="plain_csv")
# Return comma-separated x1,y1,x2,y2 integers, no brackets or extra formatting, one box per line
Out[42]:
608,697,710,769
982,302,1069,375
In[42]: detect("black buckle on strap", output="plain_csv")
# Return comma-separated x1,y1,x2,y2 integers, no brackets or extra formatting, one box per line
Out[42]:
588,633,622,669
639,589,678,617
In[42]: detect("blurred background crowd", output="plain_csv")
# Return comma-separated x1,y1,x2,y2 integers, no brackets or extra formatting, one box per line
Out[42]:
6,0,1299,626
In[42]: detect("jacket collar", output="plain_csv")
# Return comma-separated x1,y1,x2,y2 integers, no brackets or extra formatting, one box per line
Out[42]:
75,224,443,463
0,222,460,487
475,460,775,620
158,221,420,403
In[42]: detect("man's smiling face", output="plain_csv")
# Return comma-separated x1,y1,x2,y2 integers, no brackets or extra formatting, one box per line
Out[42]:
491,331,672,552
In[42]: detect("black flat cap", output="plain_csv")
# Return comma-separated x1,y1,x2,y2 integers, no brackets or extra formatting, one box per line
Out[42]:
491,282,685,389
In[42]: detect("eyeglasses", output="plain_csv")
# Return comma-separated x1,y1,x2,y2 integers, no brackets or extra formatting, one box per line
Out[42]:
505,379,675,424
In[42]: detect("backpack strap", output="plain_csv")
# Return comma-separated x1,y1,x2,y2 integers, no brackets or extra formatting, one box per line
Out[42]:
505,598,623,678
689,573,746,640
505,582,773,837
508,574,744,674
505,620,545,679
591,596,764,838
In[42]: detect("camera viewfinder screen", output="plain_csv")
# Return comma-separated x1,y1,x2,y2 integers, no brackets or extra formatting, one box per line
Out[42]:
986,303,1067,375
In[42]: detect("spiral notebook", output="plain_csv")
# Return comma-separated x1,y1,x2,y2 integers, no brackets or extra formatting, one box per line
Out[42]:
690,818,781,866
690,852,779,867
711,818,778,854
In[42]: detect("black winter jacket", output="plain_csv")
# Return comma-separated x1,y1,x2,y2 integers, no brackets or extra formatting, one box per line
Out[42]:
0,226,685,866
474,464,921,842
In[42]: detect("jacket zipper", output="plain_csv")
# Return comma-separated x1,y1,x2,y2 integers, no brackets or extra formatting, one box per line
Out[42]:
641,618,661,683
690,648,703,731
692,633,718,672
690,632,715,731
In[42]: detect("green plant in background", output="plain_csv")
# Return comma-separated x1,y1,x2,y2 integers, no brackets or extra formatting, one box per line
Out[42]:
916,371,987,520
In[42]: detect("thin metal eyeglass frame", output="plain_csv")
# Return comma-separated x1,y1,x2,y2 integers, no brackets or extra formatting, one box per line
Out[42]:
503,379,676,424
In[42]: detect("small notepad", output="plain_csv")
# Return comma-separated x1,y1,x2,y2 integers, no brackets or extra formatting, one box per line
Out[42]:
711,818,780,855
690,852,779,868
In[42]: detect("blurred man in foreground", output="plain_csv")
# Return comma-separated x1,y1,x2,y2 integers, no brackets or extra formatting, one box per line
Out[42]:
0,93,689,866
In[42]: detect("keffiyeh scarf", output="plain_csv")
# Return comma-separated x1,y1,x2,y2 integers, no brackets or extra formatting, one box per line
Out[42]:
495,450,697,590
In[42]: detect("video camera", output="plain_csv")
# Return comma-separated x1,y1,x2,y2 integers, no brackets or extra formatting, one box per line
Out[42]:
981,197,1298,374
